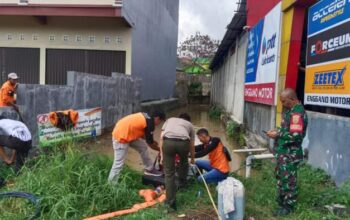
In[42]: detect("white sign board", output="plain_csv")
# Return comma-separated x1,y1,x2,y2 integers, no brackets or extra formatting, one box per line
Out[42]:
37,107,102,147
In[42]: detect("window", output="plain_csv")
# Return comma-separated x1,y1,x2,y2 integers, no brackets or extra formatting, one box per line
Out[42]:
19,0,28,4
89,36,96,43
19,34,25,41
104,36,110,44
113,0,123,6
32,34,39,41
116,36,122,44
7,34,12,40
63,35,69,42
49,35,55,41
76,35,82,42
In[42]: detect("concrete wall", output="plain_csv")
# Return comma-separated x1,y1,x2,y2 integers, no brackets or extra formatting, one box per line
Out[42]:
303,111,350,186
123,0,179,101
141,98,181,114
211,34,247,124
244,102,275,147
16,71,140,145
176,72,211,96
0,16,132,82
175,72,212,105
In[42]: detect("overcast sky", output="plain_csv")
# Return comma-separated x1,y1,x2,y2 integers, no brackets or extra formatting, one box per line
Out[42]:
178,0,238,44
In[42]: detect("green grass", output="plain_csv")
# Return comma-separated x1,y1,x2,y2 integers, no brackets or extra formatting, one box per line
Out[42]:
0,144,214,220
234,161,350,220
1,143,349,220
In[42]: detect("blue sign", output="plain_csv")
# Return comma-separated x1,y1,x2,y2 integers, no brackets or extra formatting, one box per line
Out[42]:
245,19,264,83
308,0,350,36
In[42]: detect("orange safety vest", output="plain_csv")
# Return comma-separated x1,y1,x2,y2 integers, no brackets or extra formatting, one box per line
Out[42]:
0,81,15,107
113,113,147,143
209,141,230,173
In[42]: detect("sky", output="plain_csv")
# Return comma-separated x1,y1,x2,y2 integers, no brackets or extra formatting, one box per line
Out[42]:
178,0,239,44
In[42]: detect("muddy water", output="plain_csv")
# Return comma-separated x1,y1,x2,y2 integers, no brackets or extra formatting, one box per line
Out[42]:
90,105,244,175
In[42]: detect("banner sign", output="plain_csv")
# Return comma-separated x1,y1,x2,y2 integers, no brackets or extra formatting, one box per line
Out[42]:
306,0,350,109
245,19,264,83
308,0,350,36
307,20,350,65
244,2,282,105
37,107,102,147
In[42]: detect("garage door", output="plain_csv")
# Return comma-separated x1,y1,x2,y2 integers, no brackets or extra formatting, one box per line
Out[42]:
46,49,126,85
0,47,40,84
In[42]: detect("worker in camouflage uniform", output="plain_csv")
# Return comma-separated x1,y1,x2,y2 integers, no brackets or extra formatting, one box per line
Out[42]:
267,88,308,216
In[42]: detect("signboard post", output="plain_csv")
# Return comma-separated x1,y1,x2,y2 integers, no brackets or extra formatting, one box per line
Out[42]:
305,0,350,109
37,107,102,147
244,2,282,106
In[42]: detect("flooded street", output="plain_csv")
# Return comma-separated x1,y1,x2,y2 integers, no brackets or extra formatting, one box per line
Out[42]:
90,105,245,175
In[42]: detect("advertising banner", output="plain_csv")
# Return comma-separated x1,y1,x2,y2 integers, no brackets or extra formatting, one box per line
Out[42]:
308,0,350,36
244,2,282,105
306,0,350,109
307,20,350,65
37,107,102,147
245,19,264,83
305,61,350,109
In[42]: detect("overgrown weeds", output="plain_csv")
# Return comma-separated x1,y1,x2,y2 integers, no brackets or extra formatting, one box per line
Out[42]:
188,82,202,96
234,161,350,220
1,142,349,220
226,120,245,146
0,145,145,219
0,144,215,220
208,105,222,119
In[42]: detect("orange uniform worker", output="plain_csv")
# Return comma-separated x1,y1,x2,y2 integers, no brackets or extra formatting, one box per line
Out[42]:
195,128,230,184
0,72,19,110
108,110,166,183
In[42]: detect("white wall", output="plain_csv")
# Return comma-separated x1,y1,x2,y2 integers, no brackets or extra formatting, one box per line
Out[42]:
211,33,248,124
0,16,132,83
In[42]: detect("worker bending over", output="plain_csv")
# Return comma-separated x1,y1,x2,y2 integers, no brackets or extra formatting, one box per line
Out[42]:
108,110,166,183
0,117,32,172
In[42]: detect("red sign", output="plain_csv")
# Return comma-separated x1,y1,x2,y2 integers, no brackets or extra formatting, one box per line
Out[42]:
244,83,275,105
37,114,49,124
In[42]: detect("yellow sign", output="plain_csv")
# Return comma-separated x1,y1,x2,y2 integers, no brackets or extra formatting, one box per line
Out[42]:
305,60,350,95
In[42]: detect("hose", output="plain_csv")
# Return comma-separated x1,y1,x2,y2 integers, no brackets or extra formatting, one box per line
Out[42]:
0,192,40,220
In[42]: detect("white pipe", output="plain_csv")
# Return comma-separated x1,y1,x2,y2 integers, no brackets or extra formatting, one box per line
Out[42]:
245,153,274,178
233,148,267,153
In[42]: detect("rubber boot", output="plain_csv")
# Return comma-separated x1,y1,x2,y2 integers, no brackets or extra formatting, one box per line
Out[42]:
273,206,292,216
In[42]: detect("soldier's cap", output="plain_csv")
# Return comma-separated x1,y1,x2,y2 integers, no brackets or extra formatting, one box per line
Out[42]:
8,72,19,80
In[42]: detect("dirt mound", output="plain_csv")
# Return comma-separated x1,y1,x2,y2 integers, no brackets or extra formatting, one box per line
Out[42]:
175,206,217,220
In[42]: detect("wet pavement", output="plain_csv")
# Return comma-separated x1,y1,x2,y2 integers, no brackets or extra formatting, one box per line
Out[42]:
88,105,245,175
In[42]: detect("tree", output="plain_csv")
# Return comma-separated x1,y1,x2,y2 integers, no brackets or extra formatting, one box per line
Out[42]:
177,32,220,74
178,32,220,59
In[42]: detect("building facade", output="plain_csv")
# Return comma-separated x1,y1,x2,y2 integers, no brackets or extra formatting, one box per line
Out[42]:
0,0,179,101
211,0,350,185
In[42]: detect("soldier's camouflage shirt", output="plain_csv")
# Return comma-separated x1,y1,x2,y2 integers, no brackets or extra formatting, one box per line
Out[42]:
275,103,308,157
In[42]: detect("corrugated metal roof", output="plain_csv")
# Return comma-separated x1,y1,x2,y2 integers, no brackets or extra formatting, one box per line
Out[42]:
210,0,247,71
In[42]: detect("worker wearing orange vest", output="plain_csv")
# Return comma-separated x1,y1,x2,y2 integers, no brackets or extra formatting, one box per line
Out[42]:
195,128,230,184
108,110,166,183
0,73,19,111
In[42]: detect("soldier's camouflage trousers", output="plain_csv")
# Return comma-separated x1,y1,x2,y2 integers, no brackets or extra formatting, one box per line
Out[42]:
275,153,300,209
